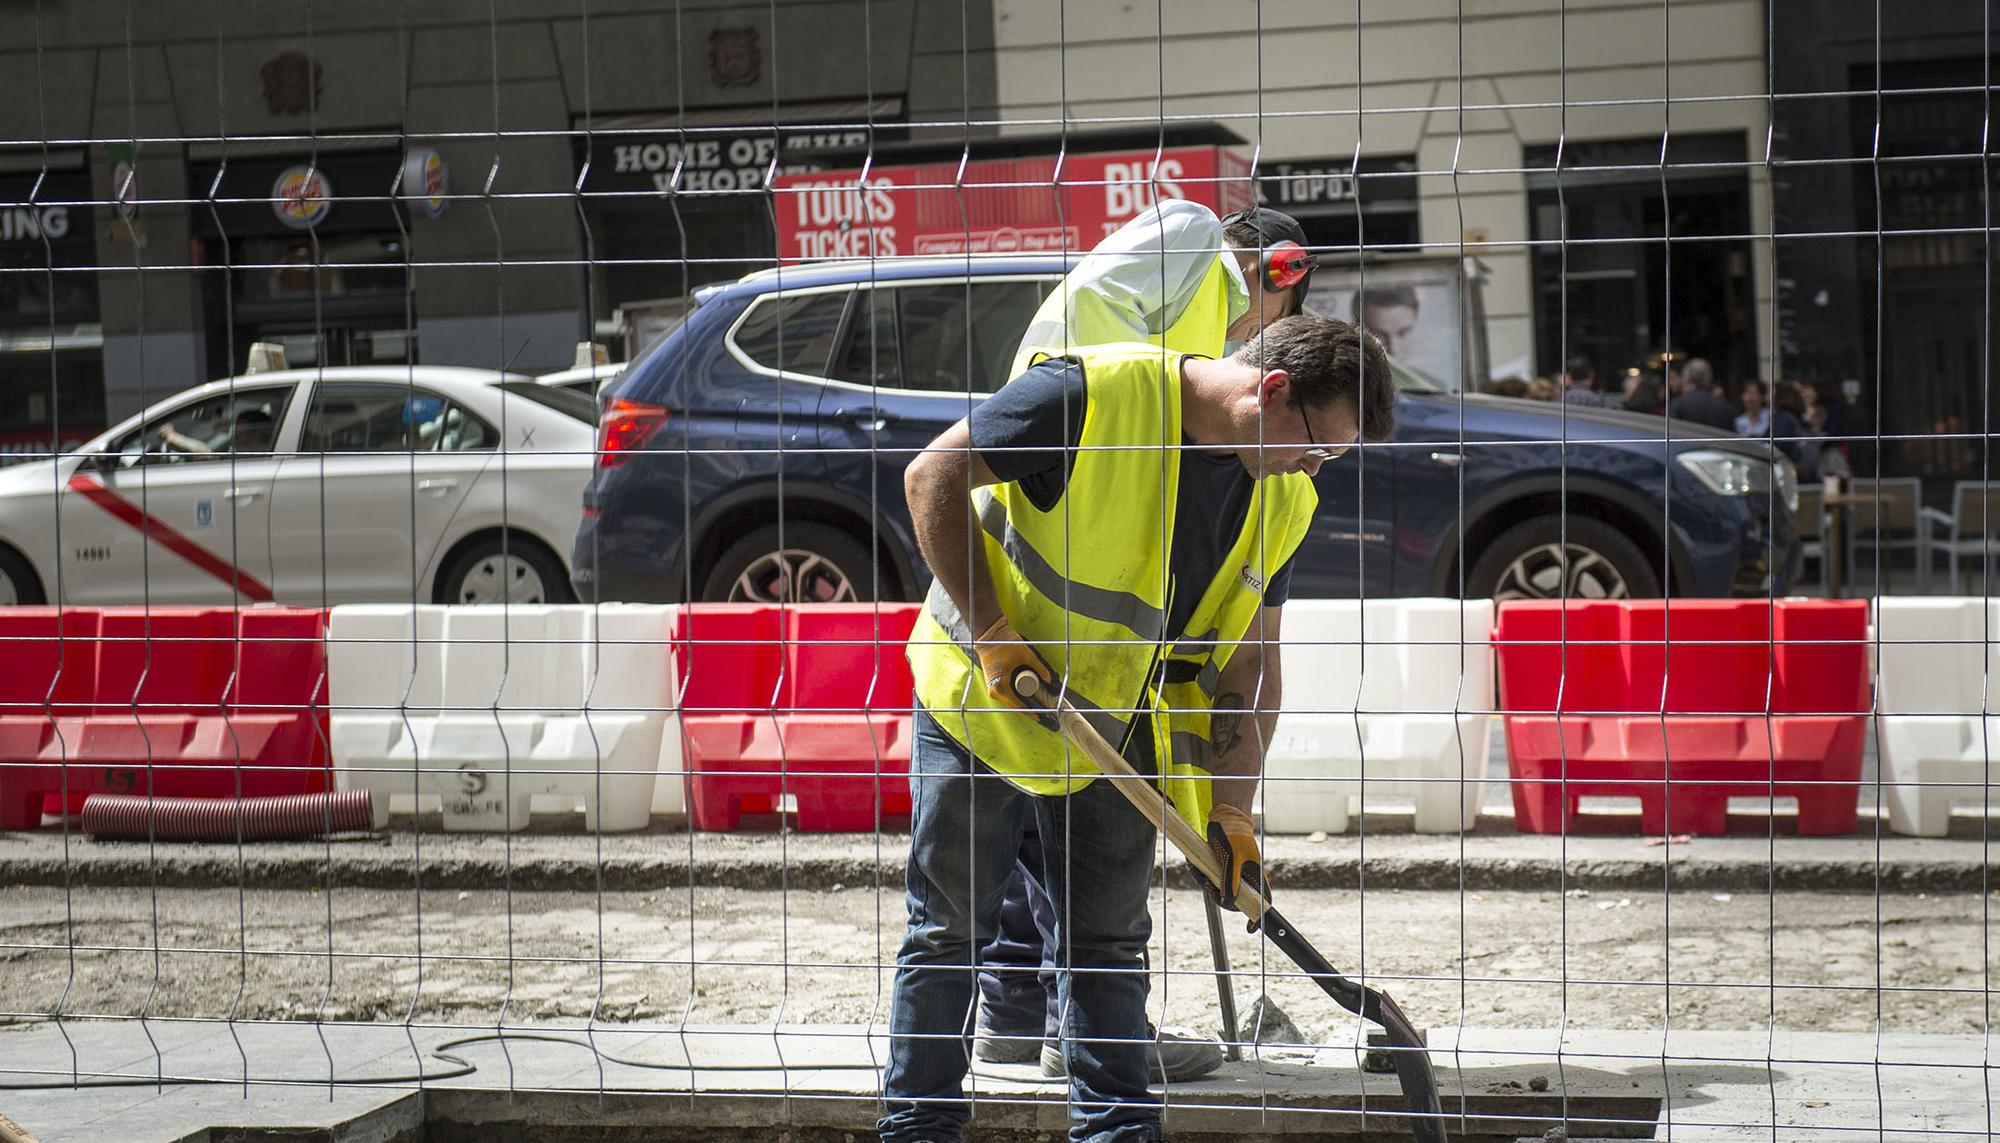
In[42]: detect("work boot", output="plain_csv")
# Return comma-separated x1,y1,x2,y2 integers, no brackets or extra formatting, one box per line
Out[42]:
972,1011,1044,1065
1039,1025,1225,1083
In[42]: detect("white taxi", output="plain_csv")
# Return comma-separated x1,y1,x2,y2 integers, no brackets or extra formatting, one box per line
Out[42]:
0,365,595,606
525,341,624,399
532,361,625,397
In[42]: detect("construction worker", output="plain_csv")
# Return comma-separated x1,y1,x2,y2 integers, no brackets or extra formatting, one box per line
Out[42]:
1013,201,1319,371
973,200,1323,1084
883,313,1395,1142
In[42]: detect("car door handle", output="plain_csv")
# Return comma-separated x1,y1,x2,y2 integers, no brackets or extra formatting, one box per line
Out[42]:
223,486,262,503
1429,451,1465,467
416,478,460,496
839,407,893,433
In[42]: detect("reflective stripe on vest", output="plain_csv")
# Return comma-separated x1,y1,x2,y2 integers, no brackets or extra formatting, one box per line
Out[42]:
975,493,1165,638
908,343,1317,833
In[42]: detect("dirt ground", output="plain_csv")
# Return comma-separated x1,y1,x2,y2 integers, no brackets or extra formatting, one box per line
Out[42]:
0,884,1989,1043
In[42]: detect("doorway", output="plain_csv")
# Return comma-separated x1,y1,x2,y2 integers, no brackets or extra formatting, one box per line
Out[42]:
1526,134,1758,390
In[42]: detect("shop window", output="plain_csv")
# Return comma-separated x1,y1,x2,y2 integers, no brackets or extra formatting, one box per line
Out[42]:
0,169,106,453
0,331,105,447
261,326,418,369
1524,133,1757,386
239,233,409,302
1847,58,2000,481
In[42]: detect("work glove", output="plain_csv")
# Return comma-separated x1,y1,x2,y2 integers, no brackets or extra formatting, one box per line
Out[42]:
973,615,1058,720
1207,802,1265,930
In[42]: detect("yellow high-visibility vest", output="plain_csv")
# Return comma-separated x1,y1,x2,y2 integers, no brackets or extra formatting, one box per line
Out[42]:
1010,252,1239,378
907,343,1317,833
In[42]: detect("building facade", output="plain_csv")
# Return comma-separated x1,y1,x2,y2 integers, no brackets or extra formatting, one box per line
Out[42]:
1770,2,1997,486
989,0,1776,392
0,0,998,441
4,0,1983,492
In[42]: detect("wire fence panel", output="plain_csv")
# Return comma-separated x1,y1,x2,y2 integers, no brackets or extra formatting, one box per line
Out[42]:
0,2,1993,1141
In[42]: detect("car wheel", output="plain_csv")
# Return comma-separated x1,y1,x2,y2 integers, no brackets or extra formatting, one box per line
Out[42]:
1466,516,1662,601
438,537,573,605
0,545,44,605
702,522,884,603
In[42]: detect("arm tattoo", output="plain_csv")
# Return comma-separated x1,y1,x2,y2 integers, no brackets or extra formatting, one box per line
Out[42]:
1210,692,1247,755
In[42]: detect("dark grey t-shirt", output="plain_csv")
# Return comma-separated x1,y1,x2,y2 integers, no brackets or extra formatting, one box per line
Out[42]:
968,358,1296,642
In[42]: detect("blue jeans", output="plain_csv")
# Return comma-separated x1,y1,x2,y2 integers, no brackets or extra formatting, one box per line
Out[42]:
977,830,1059,1042
879,708,1161,1143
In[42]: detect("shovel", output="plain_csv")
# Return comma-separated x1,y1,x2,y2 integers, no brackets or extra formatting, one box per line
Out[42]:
1012,671,1449,1143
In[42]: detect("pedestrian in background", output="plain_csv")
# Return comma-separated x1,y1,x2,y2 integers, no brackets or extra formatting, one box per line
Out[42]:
1735,378,1772,437
1801,380,1828,434
1805,379,1850,441
1527,377,1558,401
1666,357,1735,430
1623,376,1664,416
1772,379,1818,481
1802,379,1852,479
1560,355,1604,407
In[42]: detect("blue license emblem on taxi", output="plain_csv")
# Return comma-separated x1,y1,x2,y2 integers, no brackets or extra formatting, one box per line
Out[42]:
194,499,214,530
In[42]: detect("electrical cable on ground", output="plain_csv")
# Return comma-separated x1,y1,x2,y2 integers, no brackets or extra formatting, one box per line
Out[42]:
0,1024,1332,1091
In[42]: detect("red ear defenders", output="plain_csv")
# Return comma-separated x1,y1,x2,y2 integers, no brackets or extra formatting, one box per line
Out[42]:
1222,207,1320,293
1262,242,1318,291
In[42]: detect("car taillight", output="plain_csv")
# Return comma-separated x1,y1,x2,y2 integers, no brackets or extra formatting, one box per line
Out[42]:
598,398,668,468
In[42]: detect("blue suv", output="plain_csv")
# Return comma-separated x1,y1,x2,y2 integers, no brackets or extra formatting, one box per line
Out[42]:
573,257,1798,604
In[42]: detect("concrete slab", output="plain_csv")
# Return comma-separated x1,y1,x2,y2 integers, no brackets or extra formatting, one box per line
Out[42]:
2,1019,1992,1141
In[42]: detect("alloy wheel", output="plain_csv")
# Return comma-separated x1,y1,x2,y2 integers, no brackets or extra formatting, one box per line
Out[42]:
1492,541,1630,601
728,548,859,603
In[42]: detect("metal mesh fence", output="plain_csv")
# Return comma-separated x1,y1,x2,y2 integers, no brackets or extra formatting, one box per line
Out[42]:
0,2,1993,1140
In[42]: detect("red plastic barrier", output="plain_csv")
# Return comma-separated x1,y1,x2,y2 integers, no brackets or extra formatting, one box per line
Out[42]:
0,607,330,829
677,603,918,831
0,609,101,716
1494,600,1869,836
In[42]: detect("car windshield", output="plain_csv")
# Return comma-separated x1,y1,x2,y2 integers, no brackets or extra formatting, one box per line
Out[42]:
496,380,597,423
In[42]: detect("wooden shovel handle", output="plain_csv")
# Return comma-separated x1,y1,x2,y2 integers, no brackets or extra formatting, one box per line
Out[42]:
1013,672,1266,924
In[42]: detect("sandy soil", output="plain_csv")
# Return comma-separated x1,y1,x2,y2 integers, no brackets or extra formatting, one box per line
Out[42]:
0,884,1988,1043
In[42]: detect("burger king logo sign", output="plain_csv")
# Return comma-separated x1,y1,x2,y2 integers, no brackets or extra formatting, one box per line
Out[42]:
400,147,449,219
272,165,331,229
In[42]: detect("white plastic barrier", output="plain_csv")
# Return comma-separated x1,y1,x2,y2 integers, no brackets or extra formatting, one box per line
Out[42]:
1874,597,2000,837
1259,599,1495,834
329,604,681,831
